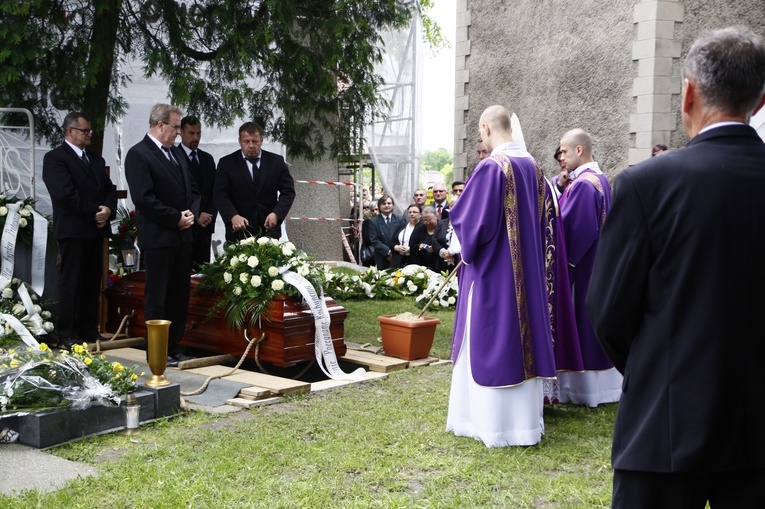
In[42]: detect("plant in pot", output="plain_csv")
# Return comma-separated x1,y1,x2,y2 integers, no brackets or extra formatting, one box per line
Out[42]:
377,264,460,360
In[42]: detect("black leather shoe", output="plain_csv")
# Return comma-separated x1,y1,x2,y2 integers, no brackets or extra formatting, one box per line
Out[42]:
59,338,79,350
166,356,179,368
172,353,196,363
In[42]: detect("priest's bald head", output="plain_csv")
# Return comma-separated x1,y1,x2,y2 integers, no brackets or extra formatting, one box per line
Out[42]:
559,128,594,172
478,105,514,151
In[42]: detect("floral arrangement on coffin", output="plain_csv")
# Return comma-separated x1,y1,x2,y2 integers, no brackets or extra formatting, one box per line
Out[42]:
197,236,324,330
0,195,48,245
414,269,459,310
320,265,401,300
0,343,141,416
109,206,137,267
0,279,55,350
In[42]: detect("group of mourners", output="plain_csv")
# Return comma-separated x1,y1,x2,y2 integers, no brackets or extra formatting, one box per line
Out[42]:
358,182,464,272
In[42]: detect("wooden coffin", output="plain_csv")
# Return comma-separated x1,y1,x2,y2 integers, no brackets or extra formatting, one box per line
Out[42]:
103,272,348,367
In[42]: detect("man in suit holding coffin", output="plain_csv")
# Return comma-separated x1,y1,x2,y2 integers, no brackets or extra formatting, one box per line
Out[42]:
214,122,295,242
43,112,117,349
587,26,765,508
125,104,200,366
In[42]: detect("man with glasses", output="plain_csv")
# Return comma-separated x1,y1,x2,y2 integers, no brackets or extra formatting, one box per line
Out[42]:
214,122,295,241
431,183,450,220
125,103,200,367
43,112,117,349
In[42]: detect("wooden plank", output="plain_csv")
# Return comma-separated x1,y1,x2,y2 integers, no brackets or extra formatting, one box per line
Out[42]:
238,386,274,400
103,347,148,363
177,354,237,370
187,365,310,396
408,357,440,368
88,337,146,352
311,371,388,392
340,349,409,373
226,396,284,408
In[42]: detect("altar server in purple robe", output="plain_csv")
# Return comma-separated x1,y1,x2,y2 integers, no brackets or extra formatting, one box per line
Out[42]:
588,26,765,508
555,128,621,407
446,105,556,447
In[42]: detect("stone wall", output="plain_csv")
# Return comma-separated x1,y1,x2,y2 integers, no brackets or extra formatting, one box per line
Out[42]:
455,0,765,180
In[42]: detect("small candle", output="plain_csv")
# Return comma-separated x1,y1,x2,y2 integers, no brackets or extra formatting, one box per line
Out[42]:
124,252,134,266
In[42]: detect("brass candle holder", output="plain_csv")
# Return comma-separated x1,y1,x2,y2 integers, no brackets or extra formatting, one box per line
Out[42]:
145,319,172,387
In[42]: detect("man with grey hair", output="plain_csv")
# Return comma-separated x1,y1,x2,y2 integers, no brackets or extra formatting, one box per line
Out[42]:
126,103,200,366
588,26,765,507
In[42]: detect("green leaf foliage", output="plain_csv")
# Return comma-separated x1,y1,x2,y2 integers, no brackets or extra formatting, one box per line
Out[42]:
0,0,415,158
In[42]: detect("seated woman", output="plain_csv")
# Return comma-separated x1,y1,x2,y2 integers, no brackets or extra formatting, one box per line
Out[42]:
410,205,439,271
389,203,421,269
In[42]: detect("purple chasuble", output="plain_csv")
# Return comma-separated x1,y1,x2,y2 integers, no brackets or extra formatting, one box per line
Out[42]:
450,148,556,387
559,169,613,370
543,180,585,372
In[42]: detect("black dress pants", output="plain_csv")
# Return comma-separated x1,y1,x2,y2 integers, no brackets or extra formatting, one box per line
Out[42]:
613,468,765,509
143,244,192,356
56,237,103,341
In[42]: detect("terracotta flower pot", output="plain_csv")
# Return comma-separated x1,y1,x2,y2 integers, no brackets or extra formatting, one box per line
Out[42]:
377,314,441,360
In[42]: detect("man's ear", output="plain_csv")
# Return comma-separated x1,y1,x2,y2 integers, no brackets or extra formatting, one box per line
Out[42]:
681,78,694,114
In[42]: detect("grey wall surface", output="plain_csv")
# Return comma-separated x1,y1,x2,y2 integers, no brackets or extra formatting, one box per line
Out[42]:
458,0,765,181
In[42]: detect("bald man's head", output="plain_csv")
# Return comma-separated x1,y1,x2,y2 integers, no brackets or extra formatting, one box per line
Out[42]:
478,105,513,151
559,128,594,171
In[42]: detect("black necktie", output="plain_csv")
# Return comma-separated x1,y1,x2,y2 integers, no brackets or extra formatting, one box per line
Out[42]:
81,152,89,165
162,147,178,168
246,157,260,181
190,150,199,168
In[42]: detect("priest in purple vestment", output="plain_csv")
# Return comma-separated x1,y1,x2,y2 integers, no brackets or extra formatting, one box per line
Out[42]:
556,128,621,407
446,105,556,447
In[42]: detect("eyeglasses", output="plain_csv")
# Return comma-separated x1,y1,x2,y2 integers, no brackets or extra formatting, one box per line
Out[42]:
70,127,93,135
161,122,181,131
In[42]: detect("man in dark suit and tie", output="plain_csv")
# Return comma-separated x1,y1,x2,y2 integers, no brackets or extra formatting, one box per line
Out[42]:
367,194,402,269
587,26,765,508
214,122,295,241
125,104,200,366
431,183,450,220
178,116,217,269
43,112,117,349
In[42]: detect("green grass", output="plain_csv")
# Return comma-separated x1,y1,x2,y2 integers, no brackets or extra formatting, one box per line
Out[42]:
0,298,616,508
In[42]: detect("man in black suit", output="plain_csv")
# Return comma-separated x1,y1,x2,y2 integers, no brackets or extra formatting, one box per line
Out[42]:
125,104,200,366
178,116,217,269
367,194,402,269
431,183,450,220
42,112,117,349
587,26,765,508
214,122,295,241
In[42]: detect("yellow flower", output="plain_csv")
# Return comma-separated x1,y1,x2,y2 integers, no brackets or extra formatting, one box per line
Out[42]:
101,355,106,360
111,361,125,372
10,359,21,368
73,344,84,354
84,357,92,365
38,343,49,352
131,373,138,381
